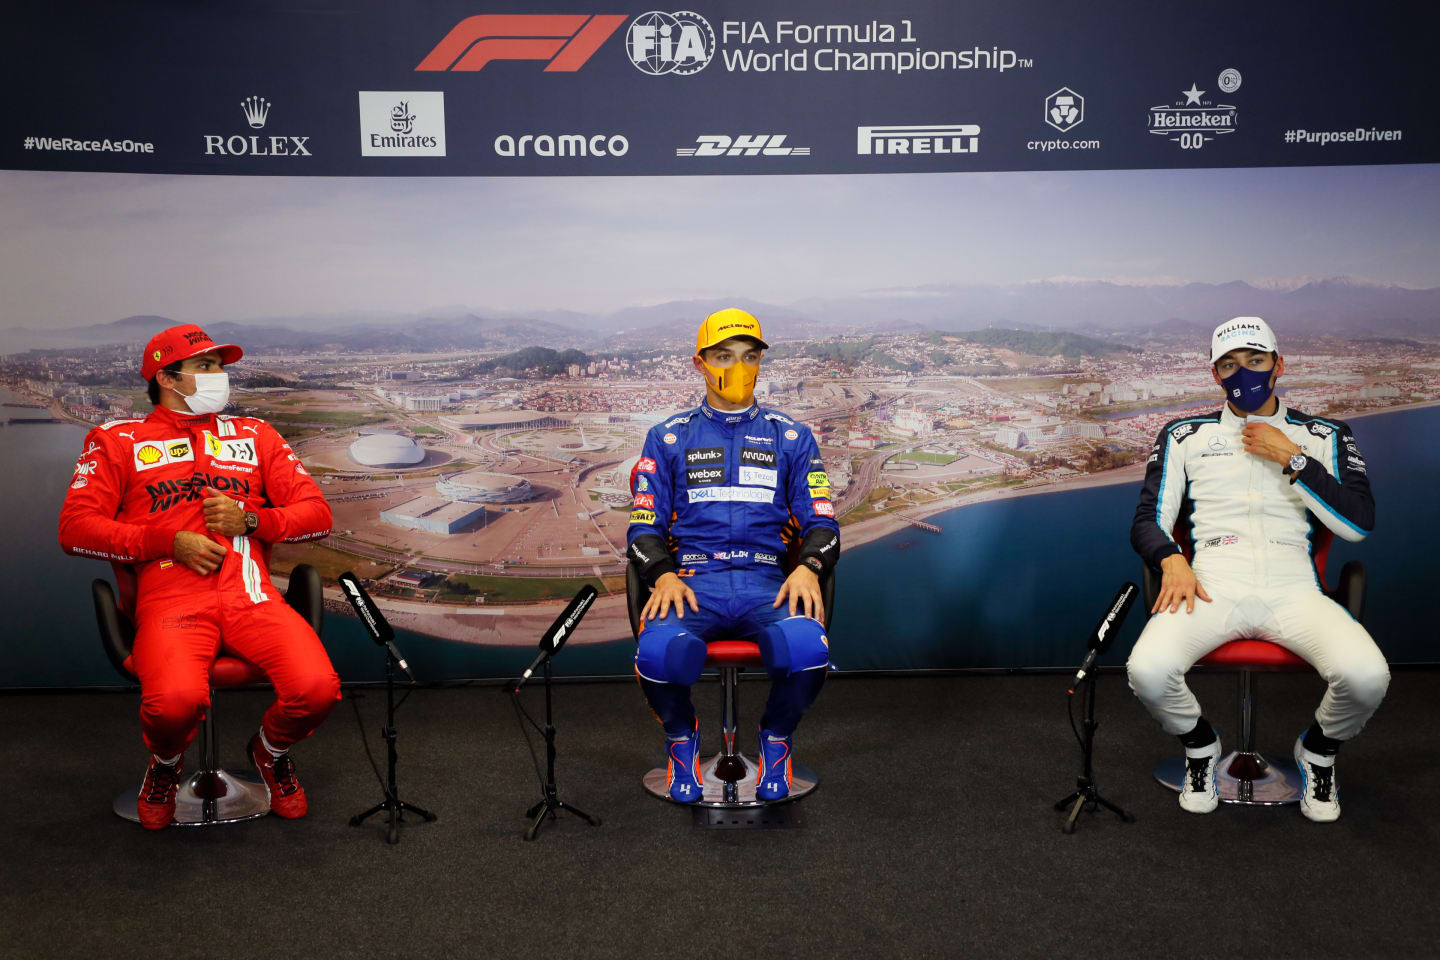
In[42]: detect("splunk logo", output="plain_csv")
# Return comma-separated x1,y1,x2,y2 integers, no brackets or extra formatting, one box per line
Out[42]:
145,473,251,514
415,14,626,72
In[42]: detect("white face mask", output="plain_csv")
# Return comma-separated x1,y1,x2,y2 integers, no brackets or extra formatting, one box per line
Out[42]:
171,371,230,414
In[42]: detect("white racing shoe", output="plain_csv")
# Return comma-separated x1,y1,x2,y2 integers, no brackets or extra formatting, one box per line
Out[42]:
1294,737,1341,822
1178,739,1222,814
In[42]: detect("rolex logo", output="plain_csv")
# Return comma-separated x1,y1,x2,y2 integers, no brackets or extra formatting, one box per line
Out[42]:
241,95,271,129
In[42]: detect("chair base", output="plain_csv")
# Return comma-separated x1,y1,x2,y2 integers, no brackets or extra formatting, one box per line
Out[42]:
643,752,819,808
1154,750,1302,806
114,769,272,826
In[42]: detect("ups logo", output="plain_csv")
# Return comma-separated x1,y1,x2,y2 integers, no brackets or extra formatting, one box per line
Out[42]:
168,441,190,459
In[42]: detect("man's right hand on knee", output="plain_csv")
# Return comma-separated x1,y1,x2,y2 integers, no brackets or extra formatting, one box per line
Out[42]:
173,530,228,576
1154,554,1212,615
642,572,699,621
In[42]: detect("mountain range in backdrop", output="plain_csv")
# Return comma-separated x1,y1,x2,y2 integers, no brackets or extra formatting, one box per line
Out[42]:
3,277,1437,356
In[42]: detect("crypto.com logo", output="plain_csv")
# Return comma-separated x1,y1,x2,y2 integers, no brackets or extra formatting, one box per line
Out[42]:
415,14,625,72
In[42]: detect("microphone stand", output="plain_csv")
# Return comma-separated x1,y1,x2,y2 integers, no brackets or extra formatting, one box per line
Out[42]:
518,657,600,841
350,646,436,844
1053,671,1134,834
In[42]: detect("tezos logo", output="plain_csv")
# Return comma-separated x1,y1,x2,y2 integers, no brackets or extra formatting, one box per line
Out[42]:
1148,82,1237,151
677,135,810,157
359,91,446,157
626,11,715,75
857,124,980,156
1044,87,1083,133
205,96,311,157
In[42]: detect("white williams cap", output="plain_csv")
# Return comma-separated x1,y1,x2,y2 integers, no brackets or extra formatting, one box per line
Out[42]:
1210,316,1278,364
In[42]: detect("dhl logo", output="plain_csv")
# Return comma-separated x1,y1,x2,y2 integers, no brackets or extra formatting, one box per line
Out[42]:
416,14,625,72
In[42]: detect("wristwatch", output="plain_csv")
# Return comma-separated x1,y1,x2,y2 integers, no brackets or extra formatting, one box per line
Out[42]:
1283,453,1308,481
243,510,260,535
802,556,824,575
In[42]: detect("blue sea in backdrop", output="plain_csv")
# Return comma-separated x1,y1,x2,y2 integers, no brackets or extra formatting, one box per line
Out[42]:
2,390,1435,687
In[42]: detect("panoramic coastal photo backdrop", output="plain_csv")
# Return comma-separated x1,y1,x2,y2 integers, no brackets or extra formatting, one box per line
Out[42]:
3,164,1438,685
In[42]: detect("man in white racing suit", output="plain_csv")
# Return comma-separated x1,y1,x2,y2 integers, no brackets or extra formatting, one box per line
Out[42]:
1126,317,1389,822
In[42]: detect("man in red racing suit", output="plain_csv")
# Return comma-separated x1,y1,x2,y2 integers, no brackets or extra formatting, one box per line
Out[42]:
58,324,340,829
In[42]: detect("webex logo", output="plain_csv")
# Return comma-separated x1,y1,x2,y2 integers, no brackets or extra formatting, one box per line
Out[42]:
416,14,625,72
857,124,980,156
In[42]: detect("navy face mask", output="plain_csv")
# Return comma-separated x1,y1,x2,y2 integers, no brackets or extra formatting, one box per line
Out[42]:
1221,366,1275,412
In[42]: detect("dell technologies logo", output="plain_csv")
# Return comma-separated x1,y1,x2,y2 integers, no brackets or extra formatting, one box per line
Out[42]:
857,124,980,155
205,96,311,157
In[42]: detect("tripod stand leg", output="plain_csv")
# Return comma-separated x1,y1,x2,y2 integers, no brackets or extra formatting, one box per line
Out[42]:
1062,794,1086,834
1094,793,1135,823
1052,790,1083,812
556,800,601,827
399,800,437,822
523,802,550,842
350,800,388,826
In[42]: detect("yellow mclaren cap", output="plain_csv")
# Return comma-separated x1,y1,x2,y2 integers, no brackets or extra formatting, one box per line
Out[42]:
696,308,769,353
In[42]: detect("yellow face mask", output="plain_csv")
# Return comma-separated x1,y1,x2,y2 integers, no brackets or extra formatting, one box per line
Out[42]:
700,357,759,405
698,341,761,405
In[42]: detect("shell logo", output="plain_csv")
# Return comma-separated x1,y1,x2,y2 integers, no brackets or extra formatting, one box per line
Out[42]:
136,445,164,465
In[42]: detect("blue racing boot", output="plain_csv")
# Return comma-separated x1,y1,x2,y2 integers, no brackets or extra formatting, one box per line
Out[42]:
755,728,794,802
665,720,704,803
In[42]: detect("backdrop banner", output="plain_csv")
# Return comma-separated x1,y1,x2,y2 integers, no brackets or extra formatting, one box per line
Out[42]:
2,2,1437,687
3,3,1434,178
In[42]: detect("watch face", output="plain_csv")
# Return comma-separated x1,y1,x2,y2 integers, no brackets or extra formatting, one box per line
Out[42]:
1290,454,1306,470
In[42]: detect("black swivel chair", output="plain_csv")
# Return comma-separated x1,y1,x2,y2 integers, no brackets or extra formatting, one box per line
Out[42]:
625,557,835,807
94,563,325,826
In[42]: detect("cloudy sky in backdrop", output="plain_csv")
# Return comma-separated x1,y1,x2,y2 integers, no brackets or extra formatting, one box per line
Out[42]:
2,163,1438,329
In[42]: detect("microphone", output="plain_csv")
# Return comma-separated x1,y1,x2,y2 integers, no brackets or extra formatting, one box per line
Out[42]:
338,572,414,679
515,585,598,691
1069,582,1139,693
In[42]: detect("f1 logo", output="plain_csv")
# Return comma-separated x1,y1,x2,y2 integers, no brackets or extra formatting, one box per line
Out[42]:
416,14,626,72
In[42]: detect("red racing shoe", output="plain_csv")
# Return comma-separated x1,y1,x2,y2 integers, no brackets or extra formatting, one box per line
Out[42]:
137,756,184,830
248,733,308,819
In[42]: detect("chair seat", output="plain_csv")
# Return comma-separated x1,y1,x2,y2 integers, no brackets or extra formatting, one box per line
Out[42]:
1197,639,1309,671
119,653,267,687
705,641,763,668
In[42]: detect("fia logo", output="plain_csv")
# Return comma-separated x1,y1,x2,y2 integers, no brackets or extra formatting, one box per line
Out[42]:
627,11,715,75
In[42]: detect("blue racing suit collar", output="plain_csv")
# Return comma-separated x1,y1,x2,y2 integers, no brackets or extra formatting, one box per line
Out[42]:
699,400,760,427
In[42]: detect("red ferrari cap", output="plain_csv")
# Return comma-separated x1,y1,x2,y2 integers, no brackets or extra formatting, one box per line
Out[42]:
141,324,243,380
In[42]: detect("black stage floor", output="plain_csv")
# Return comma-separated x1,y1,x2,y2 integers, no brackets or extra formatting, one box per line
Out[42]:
3,670,1439,960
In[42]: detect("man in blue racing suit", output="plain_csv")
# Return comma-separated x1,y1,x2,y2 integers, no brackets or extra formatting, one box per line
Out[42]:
626,308,840,803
